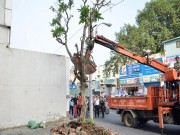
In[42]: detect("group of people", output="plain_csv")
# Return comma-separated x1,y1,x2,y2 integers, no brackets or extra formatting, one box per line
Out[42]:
69,93,106,118
69,93,83,118
93,95,105,118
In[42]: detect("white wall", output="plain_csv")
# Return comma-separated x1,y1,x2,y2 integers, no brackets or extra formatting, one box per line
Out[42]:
0,0,12,46
164,38,180,57
0,46,69,128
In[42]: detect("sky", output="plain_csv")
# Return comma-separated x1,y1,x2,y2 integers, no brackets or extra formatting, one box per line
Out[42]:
11,0,150,67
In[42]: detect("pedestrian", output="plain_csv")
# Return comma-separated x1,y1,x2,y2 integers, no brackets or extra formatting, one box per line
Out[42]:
69,97,74,116
86,96,89,117
93,95,96,107
77,93,82,117
94,95,100,118
72,94,78,118
99,97,105,118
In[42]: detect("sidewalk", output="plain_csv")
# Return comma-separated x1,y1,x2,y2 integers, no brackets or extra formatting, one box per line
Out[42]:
0,120,66,135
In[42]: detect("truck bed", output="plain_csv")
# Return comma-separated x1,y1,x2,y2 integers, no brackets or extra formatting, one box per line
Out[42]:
108,87,160,110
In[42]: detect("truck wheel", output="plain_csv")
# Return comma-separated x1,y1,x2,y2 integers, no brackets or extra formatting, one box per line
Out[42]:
123,113,138,128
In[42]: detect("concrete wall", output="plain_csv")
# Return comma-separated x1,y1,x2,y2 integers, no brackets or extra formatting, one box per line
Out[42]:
0,46,69,128
0,0,12,46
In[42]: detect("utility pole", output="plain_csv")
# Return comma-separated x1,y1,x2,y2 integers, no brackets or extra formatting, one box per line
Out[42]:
89,75,93,119
88,10,94,119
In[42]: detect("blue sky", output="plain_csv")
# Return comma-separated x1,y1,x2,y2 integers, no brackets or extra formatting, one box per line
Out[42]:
11,0,150,66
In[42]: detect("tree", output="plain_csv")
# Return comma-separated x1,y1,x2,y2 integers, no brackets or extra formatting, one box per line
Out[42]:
103,0,180,76
50,0,111,120
136,0,180,52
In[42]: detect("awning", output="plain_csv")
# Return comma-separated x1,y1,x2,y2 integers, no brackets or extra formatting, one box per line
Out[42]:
120,84,142,88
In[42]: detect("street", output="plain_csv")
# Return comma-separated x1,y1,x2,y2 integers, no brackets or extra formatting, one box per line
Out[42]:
95,109,180,135
0,109,180,135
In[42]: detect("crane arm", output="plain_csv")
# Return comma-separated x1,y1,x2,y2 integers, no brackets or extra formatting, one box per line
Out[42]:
94,35,178,82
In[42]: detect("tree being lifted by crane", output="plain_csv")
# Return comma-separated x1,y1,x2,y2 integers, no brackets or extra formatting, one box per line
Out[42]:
50,0,111,120
51,1,180,134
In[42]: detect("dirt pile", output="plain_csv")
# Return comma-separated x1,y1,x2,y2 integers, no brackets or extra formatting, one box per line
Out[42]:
51,121,119,135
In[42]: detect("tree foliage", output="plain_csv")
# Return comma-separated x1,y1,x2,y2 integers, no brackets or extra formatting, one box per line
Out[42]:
50,0,111,120
103,0,180,77
136,0,180,52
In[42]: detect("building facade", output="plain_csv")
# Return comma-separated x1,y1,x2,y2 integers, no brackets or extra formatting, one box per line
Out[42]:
163,37,180,68
163,37,180,57
0,0,11,47
118,36,180,97
119,60,162,96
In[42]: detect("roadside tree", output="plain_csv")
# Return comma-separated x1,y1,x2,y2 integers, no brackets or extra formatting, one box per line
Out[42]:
50,0,111,120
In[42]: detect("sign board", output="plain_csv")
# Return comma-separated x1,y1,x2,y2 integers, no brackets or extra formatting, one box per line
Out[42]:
142,75,160,83
120,79,127,84
126,78,135,84
142,64,161,75
120,65,127,75
150,75,160,82
162,55,180,68
142,76,151,83
104,79,115,85
69,84,78,90
126,63,141,76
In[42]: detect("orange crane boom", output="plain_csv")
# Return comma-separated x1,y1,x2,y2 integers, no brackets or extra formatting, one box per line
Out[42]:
94,35,179,82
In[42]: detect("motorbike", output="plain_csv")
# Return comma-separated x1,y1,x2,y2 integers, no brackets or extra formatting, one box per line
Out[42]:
103,106,110,114
93,105,110,114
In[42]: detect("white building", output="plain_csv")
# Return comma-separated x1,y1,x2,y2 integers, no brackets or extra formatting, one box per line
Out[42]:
0,0,69,129
0,0,11,47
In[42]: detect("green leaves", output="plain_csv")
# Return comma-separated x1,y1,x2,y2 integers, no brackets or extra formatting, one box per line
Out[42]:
78,6,104,24
136,0,179,52
92,9,104,22
50,0,74,39
103,0,179,76
51,27,65,38
78,6,90,24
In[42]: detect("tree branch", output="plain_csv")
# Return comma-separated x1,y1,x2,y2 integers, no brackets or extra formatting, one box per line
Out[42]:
56,38,65,45
75,43,79,54
61,9,73,59
64,9,73,33
93,0,111,10
82,0,87,6
80,24,88,57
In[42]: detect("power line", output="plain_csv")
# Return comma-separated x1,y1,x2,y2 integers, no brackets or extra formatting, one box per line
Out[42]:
53,44,63,53
102,0,125,14
53,26,83,53
52,0,126,54
67,26,83,41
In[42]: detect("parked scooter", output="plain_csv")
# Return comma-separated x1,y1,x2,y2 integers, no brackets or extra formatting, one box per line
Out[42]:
94,105,110,114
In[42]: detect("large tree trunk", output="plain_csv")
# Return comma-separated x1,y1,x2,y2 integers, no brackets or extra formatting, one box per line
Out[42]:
80,81,87,120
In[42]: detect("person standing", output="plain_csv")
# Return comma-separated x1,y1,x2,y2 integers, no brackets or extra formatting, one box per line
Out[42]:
86,96,89,117
94,95,100,118
72,94,78,118
174,56,180,79
77,93,82,117
99,97,105,118
69,97,74,116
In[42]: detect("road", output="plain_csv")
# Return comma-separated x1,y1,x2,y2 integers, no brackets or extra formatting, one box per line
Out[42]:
95,109,180,135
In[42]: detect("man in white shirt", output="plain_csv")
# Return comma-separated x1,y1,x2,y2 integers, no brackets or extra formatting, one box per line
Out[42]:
94,95,100,118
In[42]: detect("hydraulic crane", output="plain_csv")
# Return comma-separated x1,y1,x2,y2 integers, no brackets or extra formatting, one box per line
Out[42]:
93,35,180,135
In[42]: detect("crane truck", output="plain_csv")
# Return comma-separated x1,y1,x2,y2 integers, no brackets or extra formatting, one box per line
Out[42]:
93,35,180,135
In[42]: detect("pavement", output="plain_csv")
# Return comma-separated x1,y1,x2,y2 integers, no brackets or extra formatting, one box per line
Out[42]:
0,120,67,135
2,109,180,135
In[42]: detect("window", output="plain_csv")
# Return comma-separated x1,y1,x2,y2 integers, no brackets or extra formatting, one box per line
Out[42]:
176,40,180,48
